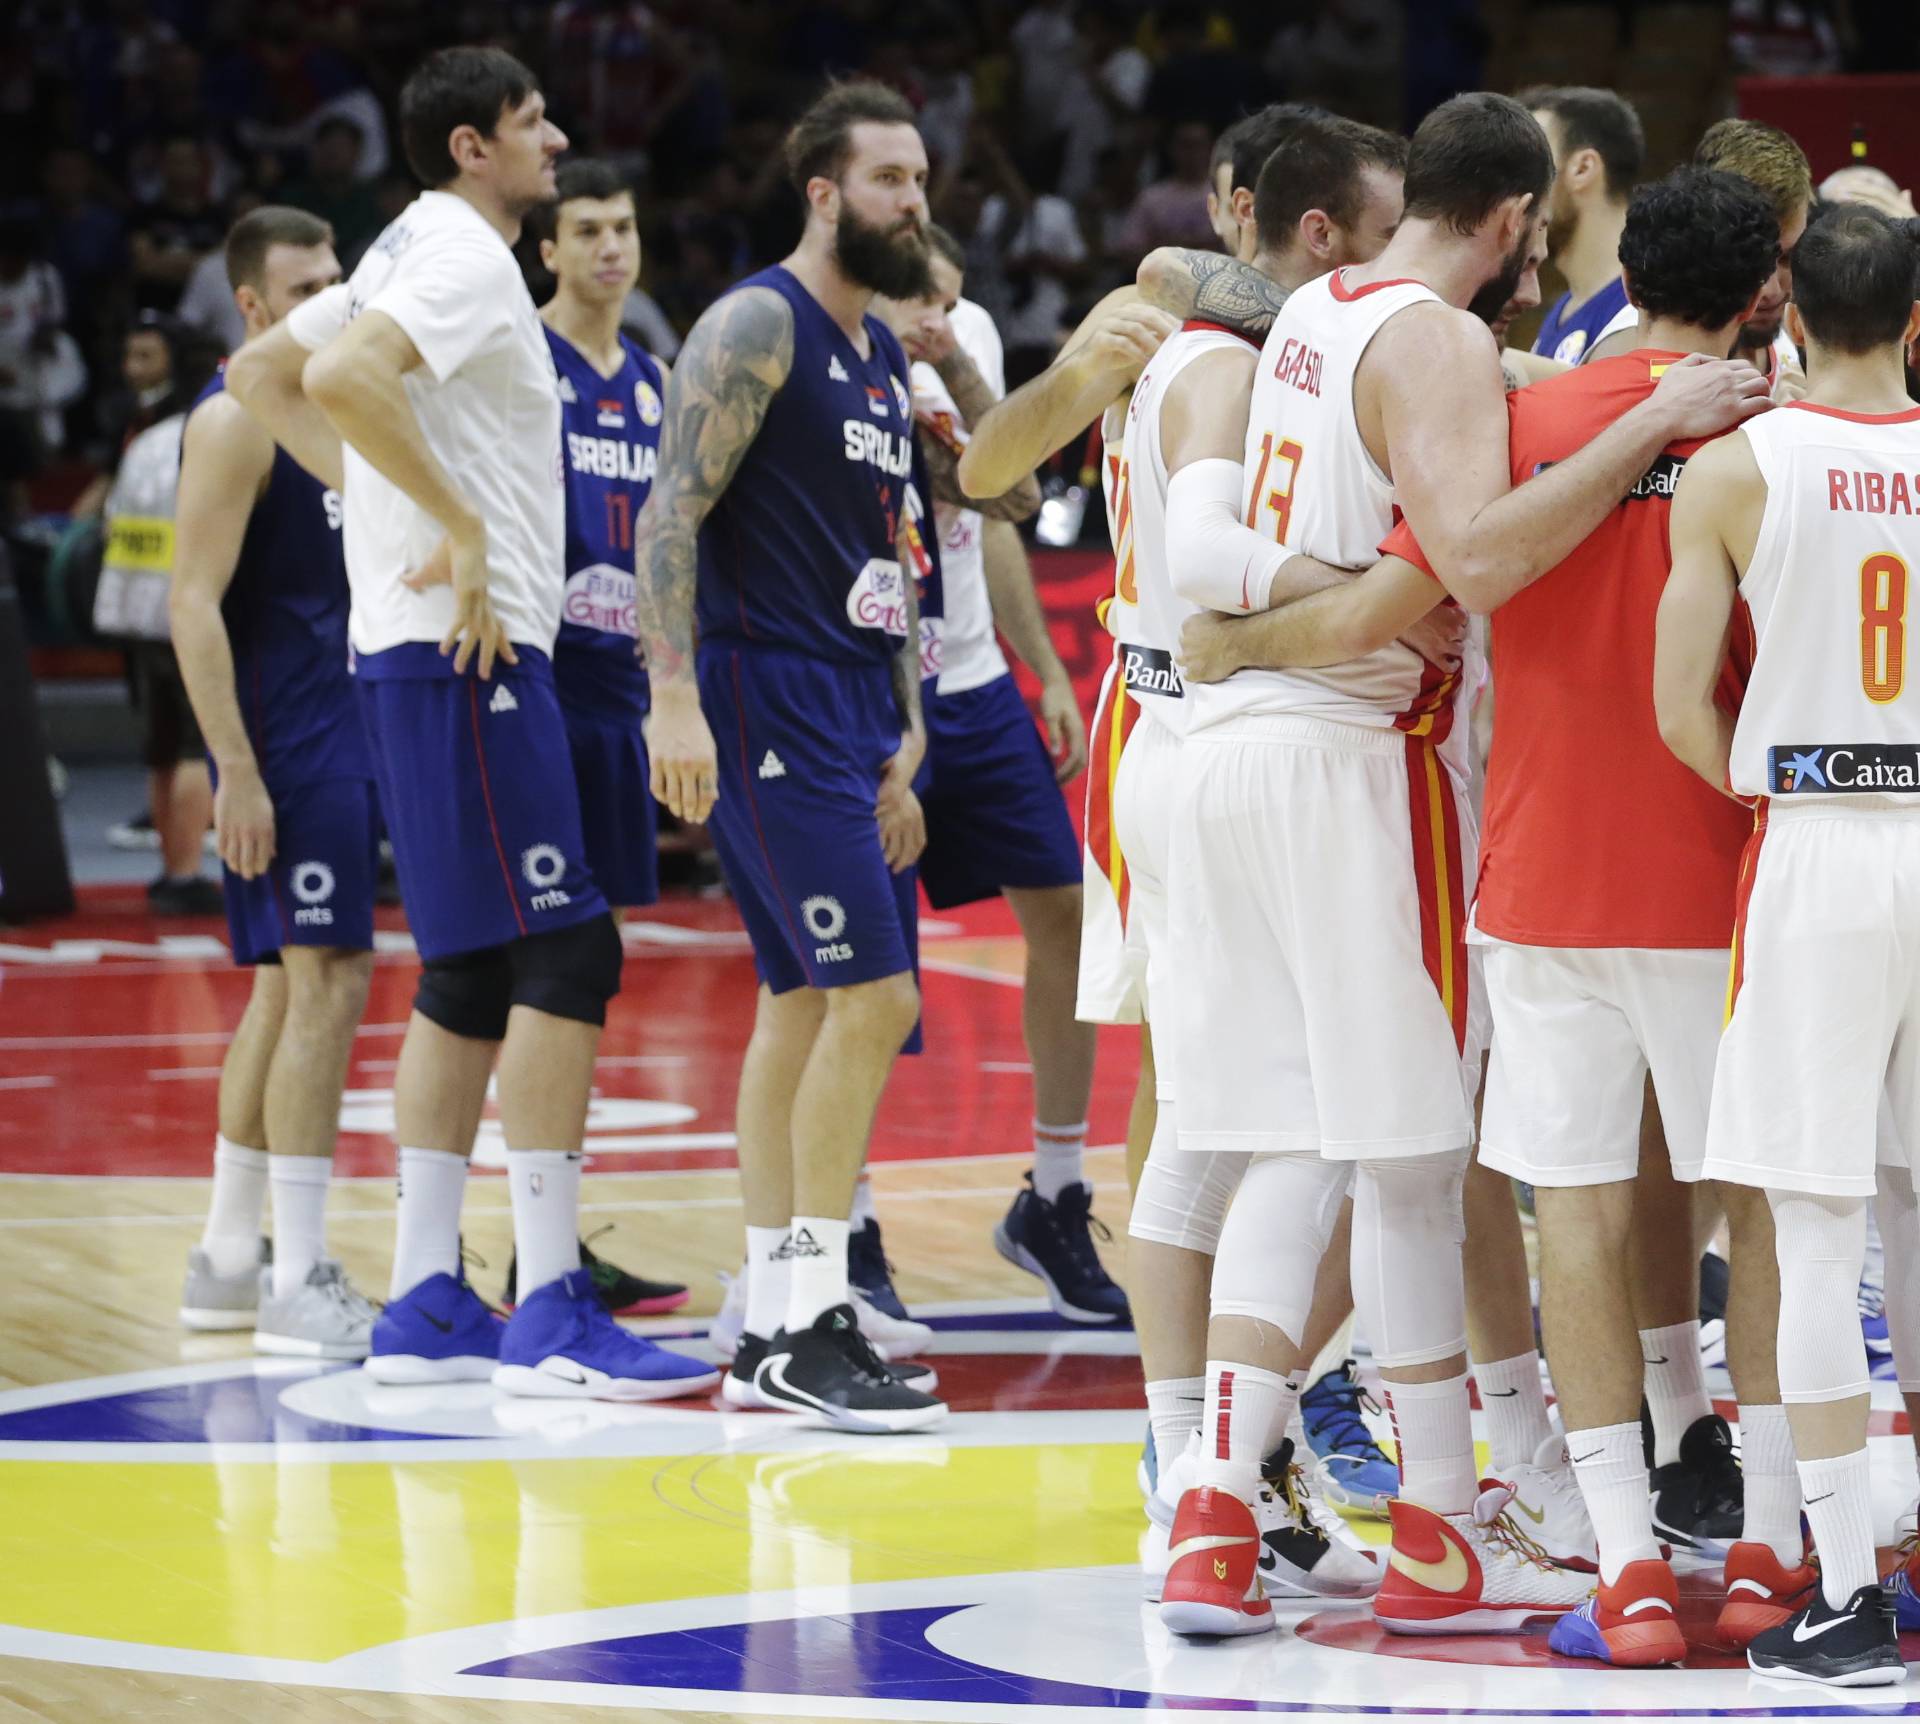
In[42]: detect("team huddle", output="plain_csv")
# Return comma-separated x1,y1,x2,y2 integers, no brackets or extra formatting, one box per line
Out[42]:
155,37,1920,1696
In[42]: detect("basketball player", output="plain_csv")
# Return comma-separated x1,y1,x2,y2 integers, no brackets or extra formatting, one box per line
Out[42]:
399,156,694,1320
1153,92,1767,1639
634,80,949,1433
226,46,715,1400
870,227,1129,1324
171,206,380,1358
1654,203,1920,1687
1523,87,1644,363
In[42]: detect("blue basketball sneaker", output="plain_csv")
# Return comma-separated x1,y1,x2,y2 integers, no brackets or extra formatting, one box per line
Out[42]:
364,1270,505,1384
848,1216,910,1322
1885,1537,1920,1632
1299,1359,1399,1515
493,1265,721,1400
992,1173,1131,1324
1861,1281,1892,1359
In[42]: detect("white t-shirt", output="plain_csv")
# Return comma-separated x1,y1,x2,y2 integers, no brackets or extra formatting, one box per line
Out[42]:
910,297,1010,696
286,190,564,657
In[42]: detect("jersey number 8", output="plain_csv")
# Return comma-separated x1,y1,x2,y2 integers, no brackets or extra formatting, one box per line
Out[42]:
1861,551,1908,705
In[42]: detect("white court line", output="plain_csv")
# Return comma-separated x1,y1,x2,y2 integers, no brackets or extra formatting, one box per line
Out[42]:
0,1075,56,1090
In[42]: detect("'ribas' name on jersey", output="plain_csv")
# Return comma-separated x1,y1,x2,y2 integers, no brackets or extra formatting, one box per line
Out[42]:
1828,467,1920,514
567,431,656,483
843,417,914,477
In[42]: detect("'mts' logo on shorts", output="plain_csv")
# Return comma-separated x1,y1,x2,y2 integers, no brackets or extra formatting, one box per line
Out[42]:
802,894,853,965
521,843,574,912
1770,743,1920,793
291,861,335,926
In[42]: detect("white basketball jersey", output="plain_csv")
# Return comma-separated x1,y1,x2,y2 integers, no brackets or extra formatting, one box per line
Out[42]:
1731,402,1920,802
1186,269,1452,739
1112,323,1258,735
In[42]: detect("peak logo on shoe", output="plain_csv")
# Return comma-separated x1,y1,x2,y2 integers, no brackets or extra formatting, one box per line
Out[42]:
489,683,518,714
1387,1536,1469,1594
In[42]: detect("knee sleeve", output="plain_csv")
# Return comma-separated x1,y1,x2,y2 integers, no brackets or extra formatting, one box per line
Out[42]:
1876,1178,1920,1392
1208,1151,1351,1341
1351,1152,1468,1369
415,945,514,1041
507,912,624,1027
1772,1189,1871,1404
1129,1130,1248,1254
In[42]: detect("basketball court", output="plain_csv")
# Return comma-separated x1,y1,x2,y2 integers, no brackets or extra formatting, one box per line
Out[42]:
4,887,1919,1722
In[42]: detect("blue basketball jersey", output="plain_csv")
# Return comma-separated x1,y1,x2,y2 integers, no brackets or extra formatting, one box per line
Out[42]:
1532,275,1631,366
188,371,367,787
695,266,930,669
547,324,663,721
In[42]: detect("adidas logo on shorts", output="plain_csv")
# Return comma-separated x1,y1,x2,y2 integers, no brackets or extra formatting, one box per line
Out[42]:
489,684,519,715
758,749,787,780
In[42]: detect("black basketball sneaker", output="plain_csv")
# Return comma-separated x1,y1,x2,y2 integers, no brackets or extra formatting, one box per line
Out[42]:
1650,1412,1743,1556
753,1304,948,1433
726,1328,938,1410
1747,1582,1906,1688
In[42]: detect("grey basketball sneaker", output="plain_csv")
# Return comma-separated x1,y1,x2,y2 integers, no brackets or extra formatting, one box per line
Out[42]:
180,1240,269,1331
254,1259,378,1359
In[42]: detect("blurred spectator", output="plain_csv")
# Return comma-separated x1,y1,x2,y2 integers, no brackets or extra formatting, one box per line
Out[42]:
40,149,128,340
1057,10,1152,200
123,44,242,209
1731,0,1843,77
1144,6,1273,135
282,115,383,266
176,192,262,355
970,143,1091,381
1082,143,1151,295
1265,0,1405,132
915,17,977,174
1819,163,1915,218
1120,119,1219,255
0,217,84,502
1010,0,1077,144
130,137,227,312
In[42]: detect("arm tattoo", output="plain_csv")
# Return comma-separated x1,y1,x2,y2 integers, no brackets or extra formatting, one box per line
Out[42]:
1141,250,1290,340
634,287,793,682
1501,355,1527,394
894,512,925,734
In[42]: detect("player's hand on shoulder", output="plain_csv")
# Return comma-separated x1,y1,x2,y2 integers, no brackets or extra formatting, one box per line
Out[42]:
1177,610,1247,685
645,683,720,825
437,523,518,680
213,760,275,880
1648,352,1773,437
1085,303,1178,378
1399,601,1468,673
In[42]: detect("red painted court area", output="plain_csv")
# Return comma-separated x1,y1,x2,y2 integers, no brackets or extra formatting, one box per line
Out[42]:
0,886,1141,1179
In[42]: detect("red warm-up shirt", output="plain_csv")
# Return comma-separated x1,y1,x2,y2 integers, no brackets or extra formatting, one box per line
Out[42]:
1382,351,1751,948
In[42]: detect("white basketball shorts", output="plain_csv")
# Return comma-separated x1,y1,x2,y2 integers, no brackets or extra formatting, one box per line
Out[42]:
1705,803,1920,1197
1478,942,1726,1187
1075,655,1141,1026
1113,712,1181,1088
1167,714,1478,1160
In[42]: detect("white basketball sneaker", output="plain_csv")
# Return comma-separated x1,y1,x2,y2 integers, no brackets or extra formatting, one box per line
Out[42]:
1375,1480,1592,1634
1499,1429,1598,1571
710,1267,747,1359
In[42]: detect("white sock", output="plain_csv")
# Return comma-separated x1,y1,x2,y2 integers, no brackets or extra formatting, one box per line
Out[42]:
1032,1120,1087,1202
1568,1421,1661,1585
390,1146,467,1299
784,1215,851,1331
1739,1403,1804,1566
1640,1322,1714,1466
1799,1446,1877,1608
1146,1374,1206,1475
744,1224,791,1341
201,1135,268,1276
508,1150,583,1299
268,1155,331,1298
1383,1371,1477,1517
1195,1359,1298,1499
1475,1350,1555,1475
850,1175,877,1229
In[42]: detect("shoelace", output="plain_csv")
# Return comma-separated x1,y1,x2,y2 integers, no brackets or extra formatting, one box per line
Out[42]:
316,1264,380,1319
849,1222,898,1282
1485,1507,1561,1574
1303,1366,1388,1463
1259,1458,1331,1548
831,1313,898,1384
1046,1195,1114,1279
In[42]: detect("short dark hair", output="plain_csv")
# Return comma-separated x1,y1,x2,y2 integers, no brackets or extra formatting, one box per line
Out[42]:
1211,103,1329,197
1253,117,1407,246
526,158,634,244
926,221,965,273
1520,85,1644,200
1791,204,1920,355
783,79,919,196
1402,92,1553,238
224,205,334,293
398,46,538,188
1618,169,1778,329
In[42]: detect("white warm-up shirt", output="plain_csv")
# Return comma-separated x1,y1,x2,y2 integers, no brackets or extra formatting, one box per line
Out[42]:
286,190,565,656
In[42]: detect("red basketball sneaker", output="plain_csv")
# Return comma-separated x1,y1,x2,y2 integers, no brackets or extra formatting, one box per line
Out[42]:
1716,1539,1819,1649
1548,1557,1688,1666
1159,1486,1273,1638
1374,1482,1591,1635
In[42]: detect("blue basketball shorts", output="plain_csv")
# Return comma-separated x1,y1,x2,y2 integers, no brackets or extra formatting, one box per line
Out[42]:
218,773,380,966
560,699,659,911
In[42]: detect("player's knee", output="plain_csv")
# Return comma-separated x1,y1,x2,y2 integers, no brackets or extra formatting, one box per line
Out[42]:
1011,883,1083,957
415,945,514,1042
827,969,919,1045
282,947,374,1024
506,912,624,1028
1129,1149,1232,1255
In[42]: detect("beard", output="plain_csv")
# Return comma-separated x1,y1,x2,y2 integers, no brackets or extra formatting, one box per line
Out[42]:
835,202,933,300
1741,306,1786,349
1466,227,1534,328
